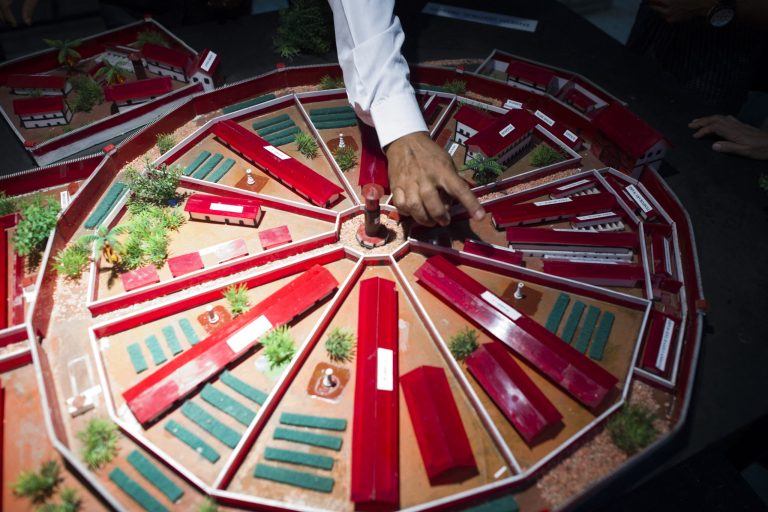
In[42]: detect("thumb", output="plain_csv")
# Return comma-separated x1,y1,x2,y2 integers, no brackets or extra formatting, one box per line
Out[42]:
713,140,752,158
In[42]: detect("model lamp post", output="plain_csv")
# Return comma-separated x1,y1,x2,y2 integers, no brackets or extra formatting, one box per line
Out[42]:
245,168,255,185
206,305,220,324
322,367,338,388
514,282,525,300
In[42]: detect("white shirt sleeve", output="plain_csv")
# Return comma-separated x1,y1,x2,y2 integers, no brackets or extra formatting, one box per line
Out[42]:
328,0,428,148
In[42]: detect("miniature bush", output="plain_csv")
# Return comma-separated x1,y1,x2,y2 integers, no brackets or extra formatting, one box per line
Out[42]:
607,404,658,456
295,132,318,159
124,160,182,207
325,327,355,363
77,418,118,470
443,79,467,95
199,497,219,512
69,75,104,113
94,61,128,85
81,224,128,264
333,145,357,172
449,327,479,361
44,38,82,67
39,488,81,512
262,325,296,369
12,460,61,504
318,75,344,90
0,191,19,216
224,283,250,316
273,0,333,60
114,205,181,271
156,133,176,155
529,143,565,167
53,241,90,279
136,30,169,48
461,155,504,186
12,195,60,264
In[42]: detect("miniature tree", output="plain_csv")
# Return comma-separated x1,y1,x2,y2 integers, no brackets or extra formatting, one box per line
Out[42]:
223,283,250,316
529,143,564,167
136,30,169,48
607,404,658,455
53,241,90,279
77,418,119,470
44,38,82,67
39,488,81,512
156,133,176,155
80,224,128,264
333,146,357,172
69,75,104,113
449,327,479,361
325,327,355,363
116,206,180,271
273,0,333,60
443,79,467,95
12,460,61,504
461,155,504,186
12,195,60,267
294,132,318,159
318,75,344,90
262,325,296,369
124,160,182,207
0,191,19,216
94,61,129,85
199,497,219,512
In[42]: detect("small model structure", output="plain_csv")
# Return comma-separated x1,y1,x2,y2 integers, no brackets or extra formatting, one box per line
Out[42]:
104,76,173,113
184,193,263,227
12,95,72,128
7,73,71,95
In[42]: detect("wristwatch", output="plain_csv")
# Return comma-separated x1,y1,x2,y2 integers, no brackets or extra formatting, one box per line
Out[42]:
708,0,736,27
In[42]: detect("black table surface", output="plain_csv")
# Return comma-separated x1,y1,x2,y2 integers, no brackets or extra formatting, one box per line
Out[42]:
1,1,767,510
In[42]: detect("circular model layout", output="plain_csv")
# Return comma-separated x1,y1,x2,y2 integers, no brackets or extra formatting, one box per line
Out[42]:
3,56,704,512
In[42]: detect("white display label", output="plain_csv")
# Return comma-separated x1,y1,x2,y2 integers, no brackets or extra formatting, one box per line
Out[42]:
655,318,675,371
575,211,617,221
376,348,394,391
264,145,290,160
499,124,515,137
504,99,522,110
481,290,521,321
227,315,272,353
556,178,591,191
200,51,218,73
534,197,572,206
625,185,652,213
210,202,244,214
448,142,459,156
534,110,555,126
563,130,578,142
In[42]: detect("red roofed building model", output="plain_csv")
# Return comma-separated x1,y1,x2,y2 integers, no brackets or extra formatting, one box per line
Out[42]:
104,76,173,113
142,43,220,92
464,107,537,166
12,95,71,129
453,105,495,144
7,74,70,96
184,193,263,227
505,59,562,95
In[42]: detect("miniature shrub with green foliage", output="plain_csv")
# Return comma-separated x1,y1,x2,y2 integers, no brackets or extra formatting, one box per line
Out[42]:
295,132,318,159
607,404,658,455
78,418,118,470
449,327,479,361
274,0,332,60
0,191,19,216
333,145,357,172
443,79,467,95
12,195,60,264
53,241,90,279
199,497,219,512
115,205,183,271
318,75,344,90
325,327,355,363
529,143,565,167
39,488,81,512
461,155,504,186
13,460,61,504
262,325,295,369
124,160,182,207
156,133,176,155
136,30,169,48
69,75,104,113
224,283,250,316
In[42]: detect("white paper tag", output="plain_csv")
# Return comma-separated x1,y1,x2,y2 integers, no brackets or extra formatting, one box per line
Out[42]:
575,211,616,221
481,290,521,320
625,185,652,213
504,99,522,110
499,124,515,137
448,142,459,156
556,178,590,191
534,197,572,206
534,110,555,126
655,317,675,371
376,348,394,391
200,51,218,73
227,315,272,353
264,145,290,160
210,202,244,213
563,130,578,142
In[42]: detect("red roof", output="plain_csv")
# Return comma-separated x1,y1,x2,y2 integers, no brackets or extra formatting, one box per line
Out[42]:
141,42,190,69
104,76,172,102
465,108,537,158
453,105,495,131
188,48,219,77
505,60,557,88
184,193,261,220
12,95,65,116
564,87,597,111
7,73,67,90
593,103,665,158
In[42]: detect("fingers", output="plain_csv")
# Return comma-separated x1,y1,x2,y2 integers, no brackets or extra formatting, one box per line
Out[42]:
404,186,434,227
441,171,485,221
420,185,450,226
712,140,752,158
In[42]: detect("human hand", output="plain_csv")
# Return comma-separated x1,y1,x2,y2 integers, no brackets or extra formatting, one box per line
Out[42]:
689,115,768,160
385,131,485,226
645,0,715,23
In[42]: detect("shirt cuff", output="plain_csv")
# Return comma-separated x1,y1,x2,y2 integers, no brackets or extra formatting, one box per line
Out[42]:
369,91,428,148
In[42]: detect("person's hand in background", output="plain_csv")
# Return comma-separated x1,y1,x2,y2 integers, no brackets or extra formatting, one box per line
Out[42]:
689,114,768,160
645,0,714,23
